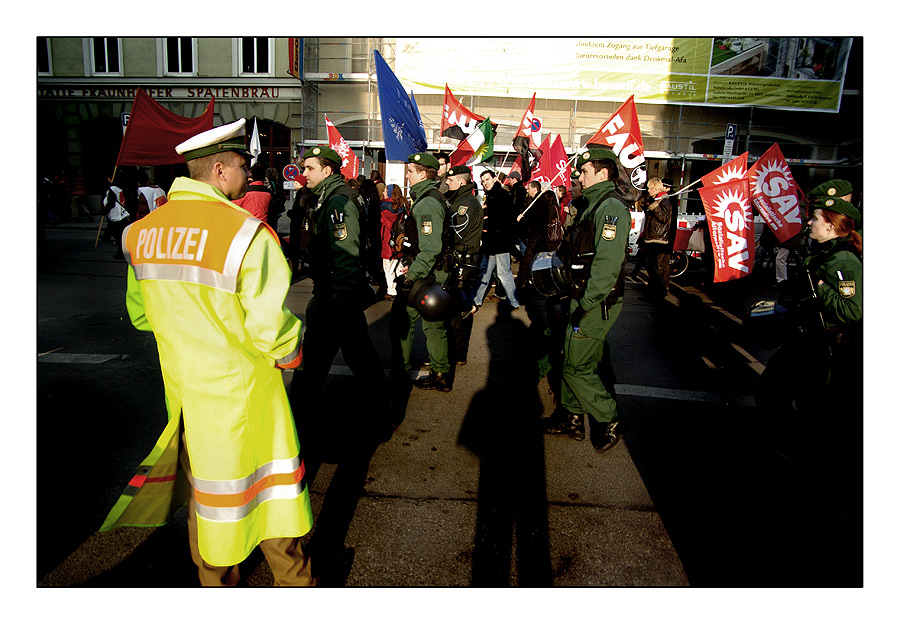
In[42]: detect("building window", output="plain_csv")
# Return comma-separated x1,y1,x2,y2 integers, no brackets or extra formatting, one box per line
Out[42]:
165,37,195,75
91,37,121,75
37,37,51,74
241,37,271,75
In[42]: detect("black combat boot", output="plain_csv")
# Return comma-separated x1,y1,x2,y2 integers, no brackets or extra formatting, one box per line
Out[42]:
541,412,585,441
589,418,623,453
414,370,452,392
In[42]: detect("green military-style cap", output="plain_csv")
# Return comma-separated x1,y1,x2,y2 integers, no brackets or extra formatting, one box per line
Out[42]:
407,152,440,170
575,147,618,170
820,197,861,223
301,145,342,165
447,164,471,177
809,179,853,200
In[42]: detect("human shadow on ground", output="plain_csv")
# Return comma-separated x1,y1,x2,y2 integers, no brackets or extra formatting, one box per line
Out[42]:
458,304,553,586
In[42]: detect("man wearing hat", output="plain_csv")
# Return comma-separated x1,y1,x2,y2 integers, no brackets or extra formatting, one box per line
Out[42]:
289,146,390,461
444,164,483,365
390,152,453,391
108,118,316,586
541,148,630,454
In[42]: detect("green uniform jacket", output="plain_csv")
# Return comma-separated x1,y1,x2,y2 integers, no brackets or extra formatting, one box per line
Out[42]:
407,179,448,283
308,173,367,302
573,180,630,337
804,237,863,327
447,181,483,254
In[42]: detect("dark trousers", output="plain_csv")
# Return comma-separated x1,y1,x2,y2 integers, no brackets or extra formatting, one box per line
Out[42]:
644,242,671,296
289,296,388,461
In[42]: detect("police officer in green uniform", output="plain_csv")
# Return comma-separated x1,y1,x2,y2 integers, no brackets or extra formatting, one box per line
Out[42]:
756,182,862,461
390,152,453,392
289,146,390,459
444,164,484,365
542,148,630,453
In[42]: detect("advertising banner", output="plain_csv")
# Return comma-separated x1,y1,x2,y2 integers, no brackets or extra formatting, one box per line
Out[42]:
395,37,852,112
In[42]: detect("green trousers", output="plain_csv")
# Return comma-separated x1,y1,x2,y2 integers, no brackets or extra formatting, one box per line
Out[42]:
389,296,450,374
560,302,621,424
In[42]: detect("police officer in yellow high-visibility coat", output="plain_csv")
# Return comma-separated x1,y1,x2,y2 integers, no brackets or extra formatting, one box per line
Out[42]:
101,119,315,587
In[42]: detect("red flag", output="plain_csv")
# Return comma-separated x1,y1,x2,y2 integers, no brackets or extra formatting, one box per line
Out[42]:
442,85,486,141
513,92,541,152
325,114,359,180
585,94,646,189
748,143,803,244
699,178,755,283
116,88,215,166
701,152,749,187
530,134,570,191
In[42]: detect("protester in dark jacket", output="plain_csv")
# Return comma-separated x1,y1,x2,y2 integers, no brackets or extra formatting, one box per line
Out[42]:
472,170,519,309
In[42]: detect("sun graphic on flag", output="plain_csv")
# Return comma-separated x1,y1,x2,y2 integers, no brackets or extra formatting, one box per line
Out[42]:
749,160,793,196
709,187,751,224
473,143,490,160
712,162,746,185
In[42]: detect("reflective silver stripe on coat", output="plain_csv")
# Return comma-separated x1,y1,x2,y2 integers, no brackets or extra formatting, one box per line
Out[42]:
122,222,135,265
129,218,262,293
192,455,301,495
275,345,301,366
195,482,307,522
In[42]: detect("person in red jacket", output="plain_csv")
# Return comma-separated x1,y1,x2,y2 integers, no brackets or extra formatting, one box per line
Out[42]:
380,184,408,299
232,162,271,221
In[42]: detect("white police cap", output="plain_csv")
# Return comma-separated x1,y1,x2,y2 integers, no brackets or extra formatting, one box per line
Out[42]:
176,118,251,161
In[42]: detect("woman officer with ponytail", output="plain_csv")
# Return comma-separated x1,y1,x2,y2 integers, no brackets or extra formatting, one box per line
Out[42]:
756,186,862,463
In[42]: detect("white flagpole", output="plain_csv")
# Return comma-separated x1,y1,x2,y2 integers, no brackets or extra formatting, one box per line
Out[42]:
250,118,261,166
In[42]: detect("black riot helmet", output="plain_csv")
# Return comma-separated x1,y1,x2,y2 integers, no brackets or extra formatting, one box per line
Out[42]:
408,278,454,322
530,251,572,298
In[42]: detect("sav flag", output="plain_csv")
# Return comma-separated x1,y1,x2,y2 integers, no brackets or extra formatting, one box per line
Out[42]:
699,178,755,283
748,143,803,244
585,94,646,190
449,117,494,167
325,114,359,179
117,88,215,166
249,118,261,166
530,134,570,191
701,151,748,187
374,49,428,161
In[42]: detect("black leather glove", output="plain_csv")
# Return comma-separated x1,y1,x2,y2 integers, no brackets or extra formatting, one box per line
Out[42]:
571,305,587,328
395,274,414,293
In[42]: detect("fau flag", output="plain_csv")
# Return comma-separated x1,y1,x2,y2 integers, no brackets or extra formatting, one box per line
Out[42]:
530,134,571,191
442,85,486,141
449,117,494,167
699,178,755,283
513,93,543,182
701,152,748,188
585,94,646,190
374,49,428,161
748,143,804,244
117,88,215,166
325,114,359,179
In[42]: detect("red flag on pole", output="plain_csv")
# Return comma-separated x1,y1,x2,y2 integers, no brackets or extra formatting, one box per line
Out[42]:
701,152,749,188
530,134,570,191
513,92,541,152
748,143,804,244
325,114,359,180
116,88,215,166
442,85,486,141
585,94,646,190
699,178,755,283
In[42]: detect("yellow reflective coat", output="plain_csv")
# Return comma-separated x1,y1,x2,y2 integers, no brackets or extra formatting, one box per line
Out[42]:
100,177,313,567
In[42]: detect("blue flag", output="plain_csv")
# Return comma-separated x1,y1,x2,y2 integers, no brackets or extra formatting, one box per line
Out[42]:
374,49,428,161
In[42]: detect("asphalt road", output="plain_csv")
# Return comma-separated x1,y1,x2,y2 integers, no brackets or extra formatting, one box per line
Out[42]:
35,223,864,594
